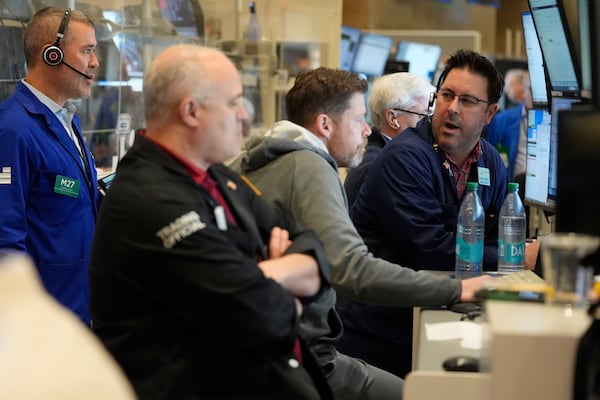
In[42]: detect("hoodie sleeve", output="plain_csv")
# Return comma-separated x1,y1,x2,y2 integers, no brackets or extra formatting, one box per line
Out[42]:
283,150,461,307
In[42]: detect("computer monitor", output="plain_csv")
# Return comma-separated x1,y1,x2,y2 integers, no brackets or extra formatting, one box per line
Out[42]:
340,25,361,71
521,11,550,107
578,0,592,99
395,41,441,83
528,0,581,97
524,96,581,212
156,0,204,41
524,107,553,210
351,32,393,78
555,108,600,237
548,96,580,197
0,0,32,21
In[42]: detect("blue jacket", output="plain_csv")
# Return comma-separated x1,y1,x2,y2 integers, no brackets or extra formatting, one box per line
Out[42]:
350,117,508,272
344,127,389,208
0,82,100,323
484,104,523,179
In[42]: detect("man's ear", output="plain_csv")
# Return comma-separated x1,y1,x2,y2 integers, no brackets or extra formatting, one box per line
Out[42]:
485,103,499,125
313,113,333,140
180,97,200,127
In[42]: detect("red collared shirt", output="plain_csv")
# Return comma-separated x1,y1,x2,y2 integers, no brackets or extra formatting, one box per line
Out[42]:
142,132,236,224
446,140,482,200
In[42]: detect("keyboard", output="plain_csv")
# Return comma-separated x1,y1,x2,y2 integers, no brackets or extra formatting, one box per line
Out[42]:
485,269,546,290
477,270,548,302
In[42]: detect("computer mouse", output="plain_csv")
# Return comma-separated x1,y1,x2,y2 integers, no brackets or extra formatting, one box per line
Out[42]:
442,355,480,372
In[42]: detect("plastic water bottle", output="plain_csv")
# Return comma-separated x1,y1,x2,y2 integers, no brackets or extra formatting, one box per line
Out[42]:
245,2,261,42
455,182,485,279
498,182,526,273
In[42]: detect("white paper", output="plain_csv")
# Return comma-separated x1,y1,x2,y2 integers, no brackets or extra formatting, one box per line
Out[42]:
424,321,483,349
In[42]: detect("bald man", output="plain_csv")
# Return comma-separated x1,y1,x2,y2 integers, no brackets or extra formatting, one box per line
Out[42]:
89,45,332,400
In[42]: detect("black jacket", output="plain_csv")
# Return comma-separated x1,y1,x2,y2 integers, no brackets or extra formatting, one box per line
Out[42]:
89,134,332,400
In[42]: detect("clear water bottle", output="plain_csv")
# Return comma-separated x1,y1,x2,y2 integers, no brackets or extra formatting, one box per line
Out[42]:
498,182,526,273
245,1,261,42
455,182,485,279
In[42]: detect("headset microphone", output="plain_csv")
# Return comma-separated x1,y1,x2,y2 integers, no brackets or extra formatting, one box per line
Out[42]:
42,9,93,80
61,61,93,80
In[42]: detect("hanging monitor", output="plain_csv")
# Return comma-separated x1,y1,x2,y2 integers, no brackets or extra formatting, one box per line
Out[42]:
351,32,393,78
157,0,205,41
521,11,550,107
525,96,581,212
395,41,442,83
524,107,553,211
556,108,600,236
578,0,592,99
340,25,361,72
528,0,581,97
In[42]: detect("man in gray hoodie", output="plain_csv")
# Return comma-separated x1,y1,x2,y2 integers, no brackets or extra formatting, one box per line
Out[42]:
230,67,490,399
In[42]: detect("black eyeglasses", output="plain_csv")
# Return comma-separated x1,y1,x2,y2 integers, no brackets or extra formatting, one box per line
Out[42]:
392,108,429,118
436,89,490,108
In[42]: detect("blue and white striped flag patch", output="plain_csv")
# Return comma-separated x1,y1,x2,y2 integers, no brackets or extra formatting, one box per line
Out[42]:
0,167,11,185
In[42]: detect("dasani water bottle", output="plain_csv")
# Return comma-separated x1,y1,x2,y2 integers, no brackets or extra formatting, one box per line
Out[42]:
498,182,526,273
455,182,485,279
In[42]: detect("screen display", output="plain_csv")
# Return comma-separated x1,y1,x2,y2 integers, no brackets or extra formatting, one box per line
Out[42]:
157,0,203,39
524,108,553,209
340,25,361,71
525,96,581,210
528,0,580,95
578,0,592,98
521,11,549,106
351,33,393,78
395,41,442,83
548,97,580,196
556,109,600,236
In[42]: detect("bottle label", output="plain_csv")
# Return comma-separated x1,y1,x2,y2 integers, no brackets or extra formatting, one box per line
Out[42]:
456,238,484,263
499,240,525,264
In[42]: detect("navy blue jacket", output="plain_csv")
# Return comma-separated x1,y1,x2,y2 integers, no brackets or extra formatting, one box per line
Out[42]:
484,104,524,179
344,127,389,208
0,82,100,323
350,117,508,272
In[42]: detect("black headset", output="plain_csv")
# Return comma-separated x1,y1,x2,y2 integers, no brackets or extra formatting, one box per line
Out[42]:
42,9,71,66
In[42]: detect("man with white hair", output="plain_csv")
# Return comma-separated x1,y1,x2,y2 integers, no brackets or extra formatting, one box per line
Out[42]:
345,72,435,206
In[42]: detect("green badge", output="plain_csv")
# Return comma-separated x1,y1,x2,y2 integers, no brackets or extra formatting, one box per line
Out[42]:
54,175,81,198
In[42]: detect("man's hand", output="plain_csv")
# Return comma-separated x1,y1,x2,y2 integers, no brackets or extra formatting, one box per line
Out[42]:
268,227,292,259
525,239,540,270
258,227,320,298
459,275,494,302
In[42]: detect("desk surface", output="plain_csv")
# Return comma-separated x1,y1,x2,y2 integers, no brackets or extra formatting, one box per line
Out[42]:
410,301,592,400
415,308,482,371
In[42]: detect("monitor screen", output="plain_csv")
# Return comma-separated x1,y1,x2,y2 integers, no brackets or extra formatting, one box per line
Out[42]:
524,96,580,211
157,0,204,40
351,32,393,78
0,0,32,21
395,41,442,83
548,96,580,198
578,0,592,99
528,0,580,96
521,11,549,107
556,108,600,236
340,25,361,71
524,108,553,210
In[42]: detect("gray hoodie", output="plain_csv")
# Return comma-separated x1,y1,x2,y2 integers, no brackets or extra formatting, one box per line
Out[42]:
230,120,461,345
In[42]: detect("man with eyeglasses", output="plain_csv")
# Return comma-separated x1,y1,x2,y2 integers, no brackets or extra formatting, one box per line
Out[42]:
337,49,512,379
230,67,491,399
344,72,435,207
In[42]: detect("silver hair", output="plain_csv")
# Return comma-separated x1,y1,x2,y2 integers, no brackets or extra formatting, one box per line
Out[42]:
368,72,435,129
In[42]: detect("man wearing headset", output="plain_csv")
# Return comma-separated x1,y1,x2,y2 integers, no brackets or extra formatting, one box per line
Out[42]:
340,50,537,378
0,7,100,324
344,72,435,207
